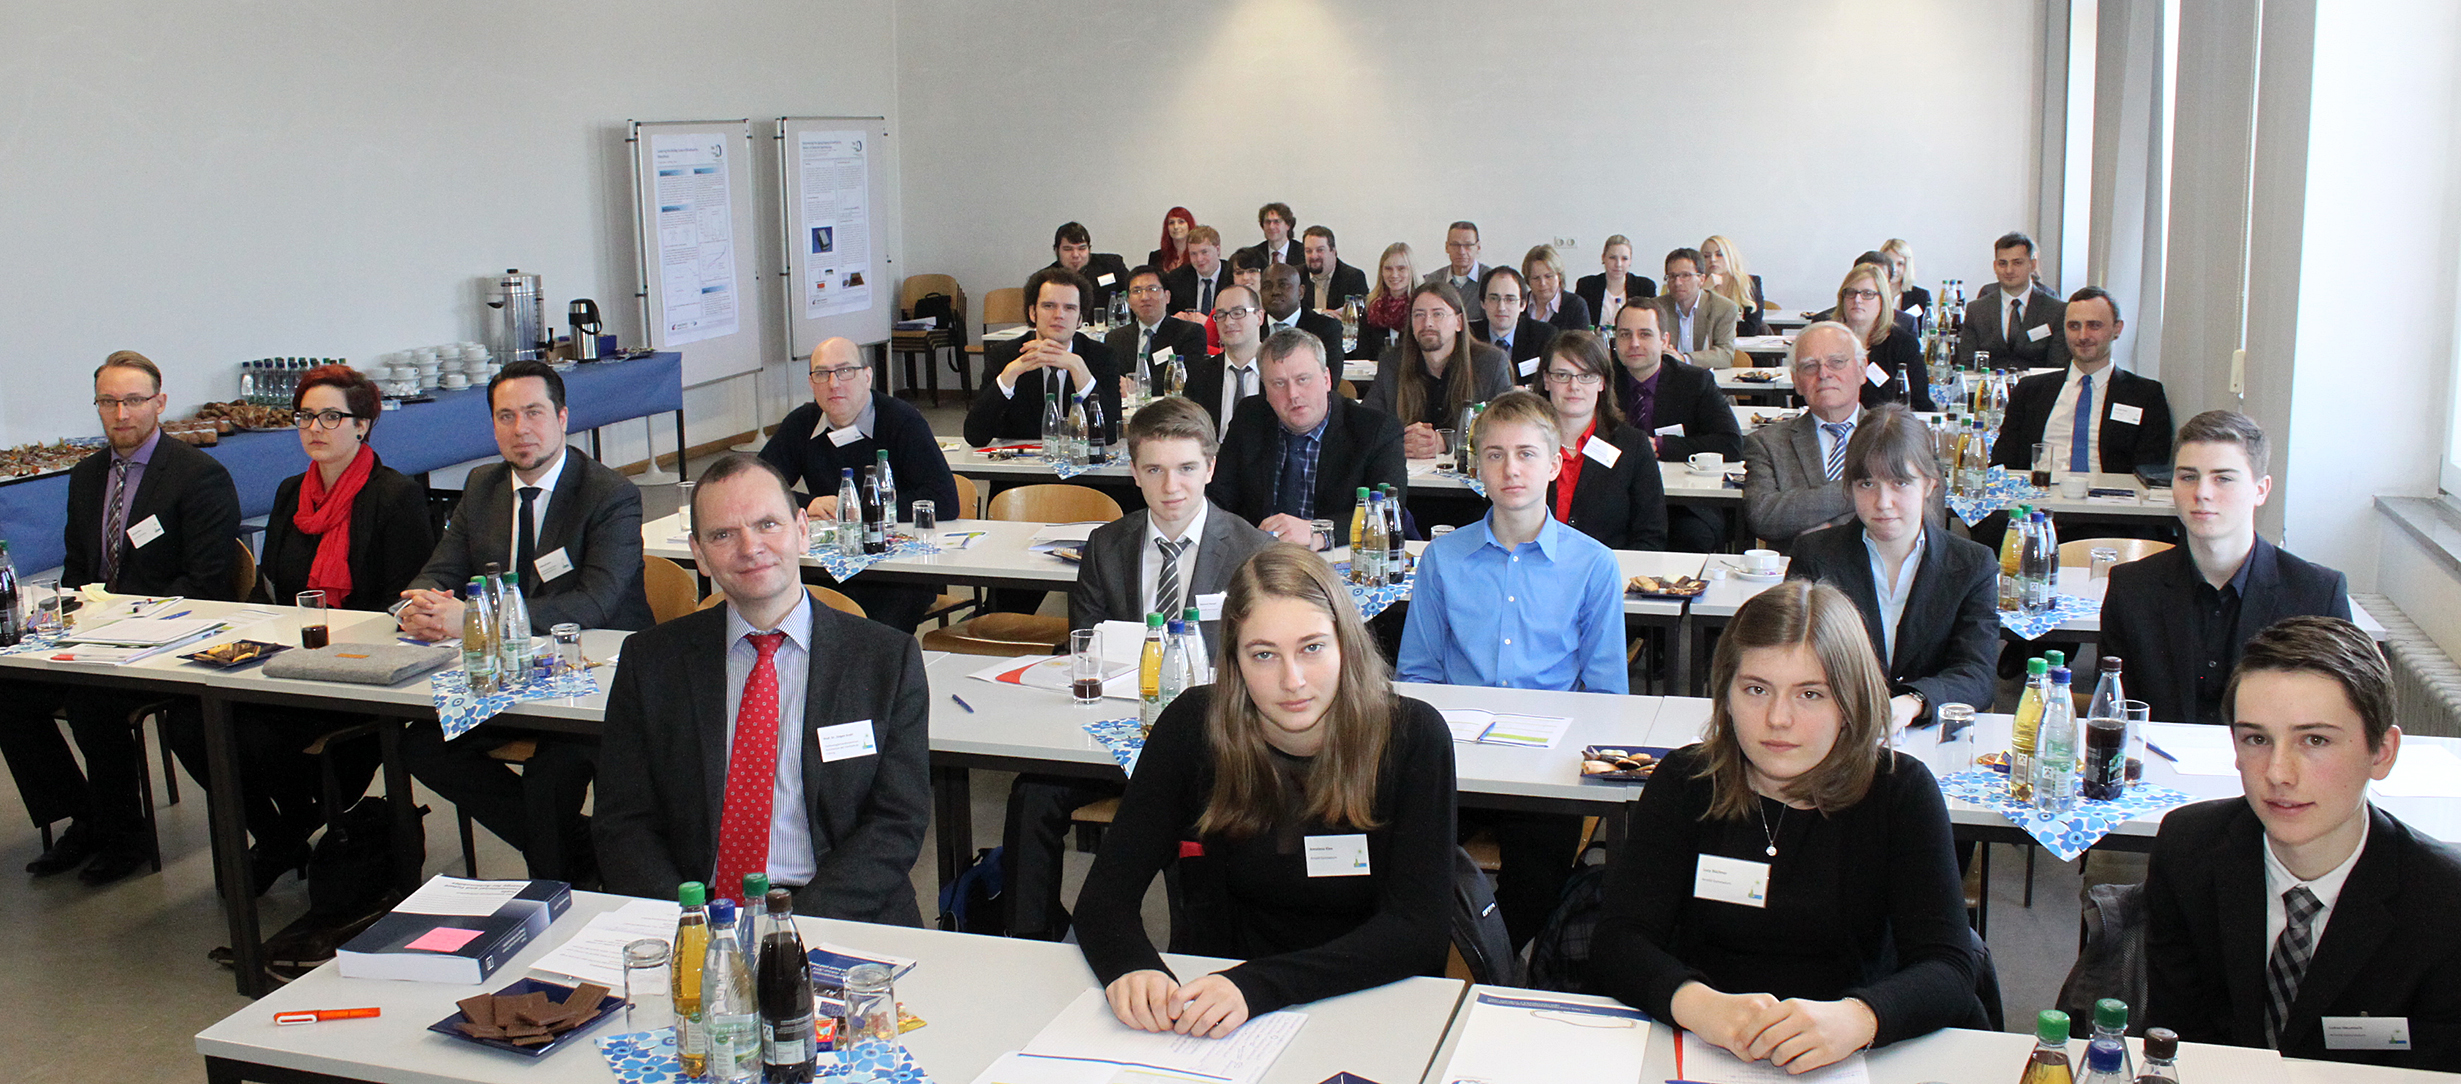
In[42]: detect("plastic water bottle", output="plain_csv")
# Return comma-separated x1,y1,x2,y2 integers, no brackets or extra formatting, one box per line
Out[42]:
461,577,498,694
1178,606,1206,686
756,888,815,1083
702,899,760,1083
1065,392,1089,467
737,872,768,957
672,882,711,1078
1083,392,1108,464
496,572,531,688
1159,617,1190,712
2088,999,2134,1080
835,469,861,557
1040,390,1062,450
2032,666,2079,814
238,363,259,406
2021,511,2056,614
873,450,898,526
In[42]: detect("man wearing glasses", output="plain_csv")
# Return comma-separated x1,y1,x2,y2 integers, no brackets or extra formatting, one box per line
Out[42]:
1,350,239,884
1423,220,1489,299
1103,265,1204,396
757,336,961,631
1649,247,1739,370
1184,284,1270,438
1741,322,1871,550
1470,266,1558,385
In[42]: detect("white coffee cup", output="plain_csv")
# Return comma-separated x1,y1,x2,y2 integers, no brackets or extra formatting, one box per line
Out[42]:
1688,452,1726,474
1743,548,1781,576
2060,475,2090,499
440,374,469,390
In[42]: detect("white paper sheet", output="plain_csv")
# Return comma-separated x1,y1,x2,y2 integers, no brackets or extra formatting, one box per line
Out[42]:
1441,709,1573,749
1678,1030,1869,1084
2376,744,2461,797
528,898,679,988
650,132,741,346
1020,988,1305,1084
2144,722,2238,777
796,128,873,320
394,874,535,917
1435,991,1650,1084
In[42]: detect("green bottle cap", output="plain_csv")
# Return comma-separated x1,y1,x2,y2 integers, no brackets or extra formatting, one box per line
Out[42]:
678,881,706,906
2046,650,2066,668
744,872,770,900
2094,998,2129,1030
1182,607,1199,623
1146,613,1165,628
2036,1009,2070,1043
1357,486,1370,499
503,573,518,586
2026,658,2047,676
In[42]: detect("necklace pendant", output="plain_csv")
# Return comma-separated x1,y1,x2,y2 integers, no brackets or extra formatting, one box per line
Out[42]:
1764,844,1778,857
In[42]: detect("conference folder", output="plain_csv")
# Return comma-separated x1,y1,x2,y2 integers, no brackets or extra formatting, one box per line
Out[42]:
337,875,573,984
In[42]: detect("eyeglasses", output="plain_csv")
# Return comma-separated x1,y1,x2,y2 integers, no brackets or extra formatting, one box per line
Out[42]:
293,409,360,430
1545,370,1604,386
1793,356,1859,374
1841,289,1882,302
1214,306,1260,319
1128,284,1166,296
94,395,157,412
809,365,869,384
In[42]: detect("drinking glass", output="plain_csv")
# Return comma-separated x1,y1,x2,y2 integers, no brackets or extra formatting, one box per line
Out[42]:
296,591,328,649
1069,628,1104,705
2089,546,2120,580
1434,428,1458,471
1935,703,1979,771
911,499,937,531
674,480,696,534
1309,519,1336,552
551,622,584,678
621,939,674,1032
2029,442,2053,488
29,576,66,636
840,963,901,1074
2122,700,2151,783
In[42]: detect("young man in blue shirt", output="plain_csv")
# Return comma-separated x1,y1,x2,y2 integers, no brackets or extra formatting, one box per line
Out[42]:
1398,388,1627,947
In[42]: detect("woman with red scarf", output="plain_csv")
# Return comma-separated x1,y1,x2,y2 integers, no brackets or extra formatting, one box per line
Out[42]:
1355,242,1416,362
244,366,434,890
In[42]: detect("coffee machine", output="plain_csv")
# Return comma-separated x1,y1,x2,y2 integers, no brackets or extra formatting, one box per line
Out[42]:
486,270,545,361
569,299,604,360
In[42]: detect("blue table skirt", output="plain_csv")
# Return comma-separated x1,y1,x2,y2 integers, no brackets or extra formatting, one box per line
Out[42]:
1,352,683,575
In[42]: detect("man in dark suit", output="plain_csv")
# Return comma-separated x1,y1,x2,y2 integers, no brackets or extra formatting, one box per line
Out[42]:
1104,265,1205,397
1002,396,1279,939
2145,616,2461,1070
1,350,240,884
1422,220,1489,300
1042,221,1130,314
1301,225,1368,313
1467,266,1557,385
394,358,653,884
2102,410,2350,726
1259,263,1345,370
964,266,1123,447
1742,323,1866,549
1211,329,1407,546
1231,202,1304,276
1163,225,1233,317
596,454,928,920
1956,231,2070,369
1988,286,2171,476
1612,302,1739,552
1179,284,1267,438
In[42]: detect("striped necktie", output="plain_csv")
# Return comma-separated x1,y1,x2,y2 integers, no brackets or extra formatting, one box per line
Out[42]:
1154,538,1187,617
2265,885,2323,1047
1822,422,1853,481
101,456,131,587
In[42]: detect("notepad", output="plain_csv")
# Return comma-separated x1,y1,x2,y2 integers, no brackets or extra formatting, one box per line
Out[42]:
1007,988,1306,1084
1441,709,1573,749
1677,1029,1869,1083
1434,992,1649,1084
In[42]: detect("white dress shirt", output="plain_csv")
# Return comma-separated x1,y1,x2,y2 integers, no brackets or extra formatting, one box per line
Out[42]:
1813,409,1861,473
722,591,816,886
2040,363,2112,476
1598,287,1627,330
1138,500,1210,618
1862,527,1927,663
1999,286,2030,346
1219,354,1261,439
504,446,570,583
810,391,878,441
2262,807,2369,954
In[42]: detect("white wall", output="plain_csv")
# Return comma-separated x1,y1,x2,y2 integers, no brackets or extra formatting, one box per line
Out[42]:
0,0,899,460
895,0,2044,325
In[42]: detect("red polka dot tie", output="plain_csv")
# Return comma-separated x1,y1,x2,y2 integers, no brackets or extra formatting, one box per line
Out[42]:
713,632,786,907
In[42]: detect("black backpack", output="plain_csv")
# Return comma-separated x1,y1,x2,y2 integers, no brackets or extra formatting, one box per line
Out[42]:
911,292,965,348
1448,846,1521,986
936,846,1006,934
1526,856,1611,993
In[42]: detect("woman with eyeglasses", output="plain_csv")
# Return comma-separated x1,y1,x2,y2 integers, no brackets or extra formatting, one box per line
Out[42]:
1539,331,1667,550
1835,263,1931,410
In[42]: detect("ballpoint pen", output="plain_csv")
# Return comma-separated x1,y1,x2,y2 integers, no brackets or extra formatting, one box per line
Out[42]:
950,694,975,713
2145,742,2179,763
274,1007,381,1024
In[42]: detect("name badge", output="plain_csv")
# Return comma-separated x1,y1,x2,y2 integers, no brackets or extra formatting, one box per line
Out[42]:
1693,853,1770,908
1096,273,1117,287
2109,402,2144,427
1905,303,1926,318
1304,833,1371,877
1865,362,1891,387
1582,436,1622,468
533,547,576,583
1654,423,1686,438
817,719,878,763
1194,592,1226,621
2026,322,2051,342
1517,357,1540,378
826,425,863,447
1151,346,1175,364
2323,1016,2412,1051
127,514,165,550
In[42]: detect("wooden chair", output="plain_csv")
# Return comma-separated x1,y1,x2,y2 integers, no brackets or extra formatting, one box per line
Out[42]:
964,287,1027,390
986,483,1123,523
228,537,259,603
642,556,700,624
951,473,982,519
1338,379,1359,401
2058,537,2173,568
921,485,1118,654
695,584,867,618
893,274,968,403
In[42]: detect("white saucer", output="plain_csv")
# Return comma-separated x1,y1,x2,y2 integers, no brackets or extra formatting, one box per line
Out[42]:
1687,466,1730,477
1732,569,1784,583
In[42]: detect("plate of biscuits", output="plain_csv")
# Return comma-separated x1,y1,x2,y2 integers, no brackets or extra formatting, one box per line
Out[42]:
1580,746,1669,782
1627,574,1709,599
428,978,624,1057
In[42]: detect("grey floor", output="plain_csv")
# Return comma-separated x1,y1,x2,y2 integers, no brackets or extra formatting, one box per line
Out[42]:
3,414,2110,1080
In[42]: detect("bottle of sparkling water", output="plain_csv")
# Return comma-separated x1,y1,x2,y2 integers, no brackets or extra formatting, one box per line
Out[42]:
462,577,498,694
702,899,760,1083
496,572,531,688
1159,616,1190,712
874,450,898,526
836,469,862,557
2032,666,2079,814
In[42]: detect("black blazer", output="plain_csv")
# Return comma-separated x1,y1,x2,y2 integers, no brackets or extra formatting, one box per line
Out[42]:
594,602,931,923
1104,318,1208,385
1988,365,2174,474
1556,422,1668,551
1041,254,1132,312
1899,284,1934,326
1956,283,2069,369
1209,393,1407,533
1164,262,1235,316
2099,538,2351,726
1068,503,1277,638
1787,524,1999,722
60,434,241,599
1259,310,1345,370
1574,272,1658,323
759,393,961,522
1177,350,1263,435
262,458,435,612
1536,292,1594,332
2147,799,2461,1070
1861,329,1934,411
1470,314,1559,386
1619,357,1742,462
1733,273,1771,337
1306,260,1370,313
412,447,655,633
965,333,1123,447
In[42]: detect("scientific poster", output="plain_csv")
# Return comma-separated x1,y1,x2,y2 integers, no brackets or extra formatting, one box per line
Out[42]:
797,129,874,320
650,132,740,346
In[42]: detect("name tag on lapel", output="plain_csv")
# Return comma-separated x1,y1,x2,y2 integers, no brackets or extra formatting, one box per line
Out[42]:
1096,273,1117,287
127,514,165,550
817,719,877,763
1303,834,1371,877
1655,423,1686,438
1865,362,1891,387
2323,1016,2411,1051
2108,402,2144,427
1582,436,1622,468
533,547,575,583
2026,322,2051,342
826,425,863,447
1517,357,1540,378
1694,853,1770,908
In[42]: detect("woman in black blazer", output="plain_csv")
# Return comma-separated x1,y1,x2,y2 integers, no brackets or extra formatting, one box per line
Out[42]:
1353,241,1416,362
1572,234,1656,330
1881,238,1932,333
1835,264,1933,411
1704,235,1771,337
1520,245,1593,332
247,366,435,889
1540,331,1667,549
1784,406,1996,727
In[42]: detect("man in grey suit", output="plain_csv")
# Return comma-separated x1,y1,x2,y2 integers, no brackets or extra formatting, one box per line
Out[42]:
1743,323,1869,550
1649,247,1741,370
396,358,655,883
1956,231,2070,369
1008,395,1276,939
595,454,928,920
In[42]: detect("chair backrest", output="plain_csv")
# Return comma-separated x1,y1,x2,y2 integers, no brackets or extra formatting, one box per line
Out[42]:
229,537,259,603
918,612,1070,657
987,483,1122,523
1447,845,1523,988
982,287,1025,329
1337,379,1359,401
952,474,981,520
2059,537,2174,568
642,555,700,624
695,584,866,619
901,273,962,315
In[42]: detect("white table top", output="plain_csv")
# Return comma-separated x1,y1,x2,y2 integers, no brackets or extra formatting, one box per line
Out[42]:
196,890,1467,1084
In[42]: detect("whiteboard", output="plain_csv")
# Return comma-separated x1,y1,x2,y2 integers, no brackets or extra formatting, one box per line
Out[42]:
777,116,898,359
630,119,765,386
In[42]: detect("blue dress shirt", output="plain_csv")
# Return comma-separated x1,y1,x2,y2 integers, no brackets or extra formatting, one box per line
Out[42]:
1397,513,1627,693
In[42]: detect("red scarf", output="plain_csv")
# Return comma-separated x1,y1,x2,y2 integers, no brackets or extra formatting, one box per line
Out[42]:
1366,293,1408,330
295,444,376,602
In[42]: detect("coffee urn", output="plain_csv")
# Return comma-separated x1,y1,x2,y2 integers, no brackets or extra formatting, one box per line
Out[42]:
486,270,545,361
569,299,604,360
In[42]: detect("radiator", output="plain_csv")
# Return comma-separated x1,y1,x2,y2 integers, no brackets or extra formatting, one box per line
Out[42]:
2355,593,2461,740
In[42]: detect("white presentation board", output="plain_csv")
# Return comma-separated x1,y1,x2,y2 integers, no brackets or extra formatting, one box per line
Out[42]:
629,118,765,386
777,115,898,359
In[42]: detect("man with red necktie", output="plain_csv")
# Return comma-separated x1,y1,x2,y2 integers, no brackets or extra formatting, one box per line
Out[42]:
595,454,929,920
